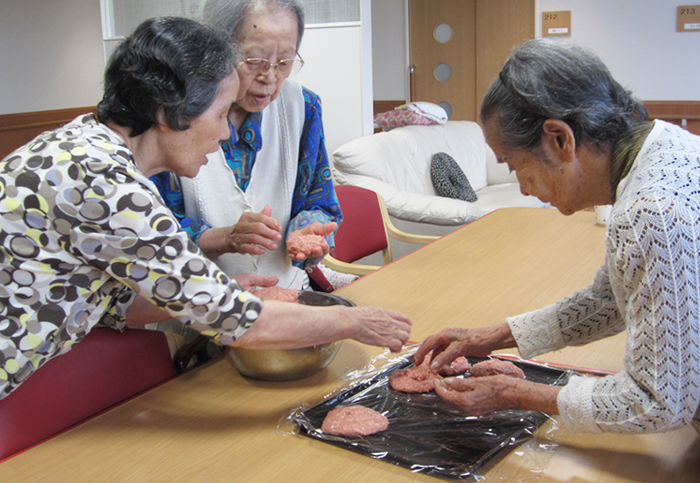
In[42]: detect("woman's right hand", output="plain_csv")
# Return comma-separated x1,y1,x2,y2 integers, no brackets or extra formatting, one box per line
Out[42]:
414,324,516,371
347,306,413,353
198,205,282,258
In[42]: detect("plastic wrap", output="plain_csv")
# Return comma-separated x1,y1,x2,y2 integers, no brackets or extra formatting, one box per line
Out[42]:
281,345,571,480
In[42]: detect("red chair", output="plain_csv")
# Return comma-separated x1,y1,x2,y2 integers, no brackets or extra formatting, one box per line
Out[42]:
0,327,176,461
323,185,439,275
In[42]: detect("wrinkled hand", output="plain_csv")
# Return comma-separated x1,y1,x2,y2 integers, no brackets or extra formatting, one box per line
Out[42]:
287,221,338,261
435,375,560,416
414,324,515,372
200,205,282,259
232,273,279,292
230,205,282,255
349,306,412,353
434,375,518,416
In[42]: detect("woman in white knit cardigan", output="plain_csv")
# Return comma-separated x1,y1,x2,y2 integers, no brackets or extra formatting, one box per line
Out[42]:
416,38,700,435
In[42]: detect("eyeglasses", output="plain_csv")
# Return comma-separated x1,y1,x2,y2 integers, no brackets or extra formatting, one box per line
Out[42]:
238,53,305,79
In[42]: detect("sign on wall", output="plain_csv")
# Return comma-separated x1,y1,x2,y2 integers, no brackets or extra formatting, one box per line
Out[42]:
542,11,571,37
677,5,700,32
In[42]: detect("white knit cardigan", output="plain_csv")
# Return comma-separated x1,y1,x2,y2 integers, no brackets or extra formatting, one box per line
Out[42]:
508,121,700,434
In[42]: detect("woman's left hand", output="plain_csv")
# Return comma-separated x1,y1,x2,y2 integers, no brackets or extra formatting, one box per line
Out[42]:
434,375,561,416
287,221,338,261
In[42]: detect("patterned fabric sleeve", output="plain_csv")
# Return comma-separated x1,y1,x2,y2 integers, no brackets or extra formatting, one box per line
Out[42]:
288,88,343,270
507,263,624,359
73,161,263,346
0,117,264,399
149,171,212,244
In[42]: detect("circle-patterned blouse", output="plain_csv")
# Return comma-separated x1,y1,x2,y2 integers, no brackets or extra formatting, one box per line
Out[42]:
0,114,263,399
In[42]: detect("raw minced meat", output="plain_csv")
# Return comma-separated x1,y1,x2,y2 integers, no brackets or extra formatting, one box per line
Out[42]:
389,364,439,393
287,234,328,257
389,351,471,393
470,358,525,379
321,405,389,437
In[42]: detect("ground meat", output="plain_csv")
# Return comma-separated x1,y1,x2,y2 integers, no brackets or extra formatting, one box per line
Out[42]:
321,405,389,437
389,351,471,393
251,286,299,303
420,350,471,376
470,358,525,379
287,234,328,257
389,364,440,393
438,356,471,376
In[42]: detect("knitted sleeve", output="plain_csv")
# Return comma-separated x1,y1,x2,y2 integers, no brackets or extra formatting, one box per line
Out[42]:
510,163,700,433
507,262,624,360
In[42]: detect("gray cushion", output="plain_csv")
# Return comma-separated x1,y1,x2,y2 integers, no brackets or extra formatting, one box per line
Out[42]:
430,152,477,202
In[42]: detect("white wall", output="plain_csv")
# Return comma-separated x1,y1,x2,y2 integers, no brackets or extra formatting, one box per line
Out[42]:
0,0,104,114
0,0,372,154
372,0,700,102
536,0,700,101
295,23,371,154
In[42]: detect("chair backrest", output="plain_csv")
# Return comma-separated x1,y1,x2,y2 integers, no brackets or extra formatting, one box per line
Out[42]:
330,185,391,265
0,327,175,461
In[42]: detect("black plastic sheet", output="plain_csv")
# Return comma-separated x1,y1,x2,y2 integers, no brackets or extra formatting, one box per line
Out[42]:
291,353,571,479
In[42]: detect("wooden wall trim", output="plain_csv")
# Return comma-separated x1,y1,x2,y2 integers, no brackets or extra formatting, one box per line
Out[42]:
643,101,700,136
0,106,96,159
643,101,700,120
373,100,405,116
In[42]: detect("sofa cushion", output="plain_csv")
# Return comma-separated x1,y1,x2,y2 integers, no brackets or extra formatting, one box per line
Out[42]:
333,121,489,196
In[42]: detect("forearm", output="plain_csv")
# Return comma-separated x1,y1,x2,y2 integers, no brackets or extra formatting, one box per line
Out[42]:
506,378,561,415
197,226,231,259
231,302,353,349
479,323,518,352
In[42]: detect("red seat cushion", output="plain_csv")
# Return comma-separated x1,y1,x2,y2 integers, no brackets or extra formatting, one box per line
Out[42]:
0,327,175,461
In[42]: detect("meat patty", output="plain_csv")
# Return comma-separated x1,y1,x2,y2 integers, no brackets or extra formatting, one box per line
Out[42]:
251,286,299,303
389,351,471,393
418,350,471,376
389,364,439,393
321,405,389,437
438,357,470,376
287,234,328,257
470,358,525,379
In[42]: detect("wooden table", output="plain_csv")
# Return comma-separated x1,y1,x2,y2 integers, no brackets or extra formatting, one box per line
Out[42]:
3,208,698,482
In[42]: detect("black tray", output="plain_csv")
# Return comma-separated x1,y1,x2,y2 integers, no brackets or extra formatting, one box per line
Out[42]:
293,355,570,479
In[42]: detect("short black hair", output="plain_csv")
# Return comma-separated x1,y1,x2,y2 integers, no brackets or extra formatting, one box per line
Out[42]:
97,16,237,136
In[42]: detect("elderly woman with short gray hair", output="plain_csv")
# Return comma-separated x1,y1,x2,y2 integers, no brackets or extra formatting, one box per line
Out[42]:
416,38,700,435
151,0,343,292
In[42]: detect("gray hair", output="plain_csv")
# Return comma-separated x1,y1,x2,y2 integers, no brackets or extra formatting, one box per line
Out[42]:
203,0,305,50
480,38,647,153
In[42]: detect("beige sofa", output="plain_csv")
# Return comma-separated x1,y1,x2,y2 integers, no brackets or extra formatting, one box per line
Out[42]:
331,121,551,257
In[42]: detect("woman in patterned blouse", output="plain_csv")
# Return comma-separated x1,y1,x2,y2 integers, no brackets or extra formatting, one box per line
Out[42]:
415,39,700,435
151,0,342,292
0,16,411,401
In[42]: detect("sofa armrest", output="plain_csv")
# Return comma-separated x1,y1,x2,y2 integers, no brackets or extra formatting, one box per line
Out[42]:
333,173,483,226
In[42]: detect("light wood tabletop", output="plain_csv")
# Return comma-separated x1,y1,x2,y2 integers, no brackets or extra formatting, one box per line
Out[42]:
2,208,698,482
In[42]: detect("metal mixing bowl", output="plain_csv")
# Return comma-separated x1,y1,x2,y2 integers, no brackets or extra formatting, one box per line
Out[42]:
224,291,355,381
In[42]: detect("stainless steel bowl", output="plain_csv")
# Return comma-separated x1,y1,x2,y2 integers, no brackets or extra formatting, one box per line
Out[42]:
224,291,355,381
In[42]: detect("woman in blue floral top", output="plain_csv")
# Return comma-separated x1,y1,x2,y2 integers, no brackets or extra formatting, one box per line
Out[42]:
151,0,342,291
